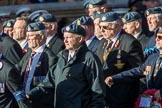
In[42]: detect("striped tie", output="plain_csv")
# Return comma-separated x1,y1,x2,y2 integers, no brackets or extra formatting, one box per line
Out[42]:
23,52,36,89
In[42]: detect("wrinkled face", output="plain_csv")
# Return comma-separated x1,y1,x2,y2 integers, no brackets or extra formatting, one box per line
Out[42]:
13,20,26,40
99,22,120,40
94,18,102,38
147,14,159,31
26,31,41,49
63,32,82,51
123,21,137,36
3,27,13,37
156,33,162,49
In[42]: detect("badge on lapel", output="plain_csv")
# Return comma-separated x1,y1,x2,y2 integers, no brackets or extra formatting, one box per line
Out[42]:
114,50,125,69
0,83,5,93
36,62,41,67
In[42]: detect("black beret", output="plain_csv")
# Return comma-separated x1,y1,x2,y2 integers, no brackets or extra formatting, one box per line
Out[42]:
62,24,86,37
145,7,162,16
122,12,142,23
38,13,57,22
73,16,94,25
26,22,46,32
83,0,90,9
100,12,120,22
16,7,31,17
3,19,15,28
156,26,162,34
28,10,49,22
88,0,107,8
93,12,104,20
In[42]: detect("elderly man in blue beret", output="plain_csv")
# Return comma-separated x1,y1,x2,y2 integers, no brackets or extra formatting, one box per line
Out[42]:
38,13,65,55
3,19,15,38
105,25,162,108
145,7,162,49
26,23,105,108
15,22,58,108
122,11,150,51
73,16,99,52
86,0,108,18
96,12,144,108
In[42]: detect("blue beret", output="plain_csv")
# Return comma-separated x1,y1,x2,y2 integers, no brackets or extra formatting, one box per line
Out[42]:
83,0,90,9
16,7,31,17
73,16,94,25
88,0,107,8
26,22,45,32
38,14,57,22
28,10,49,22
155,26,162,34
122,12,141,23
93,12,104,20
100,12,120,22
145,7,162,16
3,19,15,28
62,24,86,37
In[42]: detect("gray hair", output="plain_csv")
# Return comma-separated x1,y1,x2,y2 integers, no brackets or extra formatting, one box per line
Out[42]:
37,29,47,36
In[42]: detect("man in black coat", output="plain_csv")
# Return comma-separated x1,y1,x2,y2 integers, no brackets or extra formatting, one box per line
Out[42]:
38,13,65,55
15,22,58,108
0,41,31,108
105,25,162,102
26,24,105,108
73,16,99,52
96,12,144,108
0,32,24,64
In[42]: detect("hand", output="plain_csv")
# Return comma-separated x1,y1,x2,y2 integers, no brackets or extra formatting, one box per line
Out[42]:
105,76,114,87
154,90,161,101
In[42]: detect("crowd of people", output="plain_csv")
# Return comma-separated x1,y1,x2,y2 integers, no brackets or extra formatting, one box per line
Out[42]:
1,0,162,108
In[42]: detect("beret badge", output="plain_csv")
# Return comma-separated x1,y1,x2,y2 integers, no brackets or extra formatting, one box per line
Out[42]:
146,10,149,16
88,4,93,9
122,18,126,23
7,22,11,27
66,26,70,31
77,20,81,25
102,16,106,21
39,16,44,22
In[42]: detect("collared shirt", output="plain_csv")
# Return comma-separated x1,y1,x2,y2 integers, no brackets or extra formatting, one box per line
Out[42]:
86,35,95,46
68,51,75,61
111,30,121,48
134,30,142,39
46,33,56,45
20,39,28,49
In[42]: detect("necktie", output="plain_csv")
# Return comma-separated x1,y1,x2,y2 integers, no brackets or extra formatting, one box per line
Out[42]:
23,52,36,88
102,40,113,62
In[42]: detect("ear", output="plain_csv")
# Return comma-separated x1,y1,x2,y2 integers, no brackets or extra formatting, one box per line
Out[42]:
77,36,84,43
135,21,140,28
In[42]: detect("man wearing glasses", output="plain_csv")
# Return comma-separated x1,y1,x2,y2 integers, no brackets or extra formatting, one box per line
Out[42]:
105,26,162,107
96,12,144,108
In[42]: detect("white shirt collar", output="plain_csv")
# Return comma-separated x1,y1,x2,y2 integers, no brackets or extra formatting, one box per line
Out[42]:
46,34,56,45
86,35,95,46
134,30,142,39
20,39,28,49
34,44,46,53
111,30,121,48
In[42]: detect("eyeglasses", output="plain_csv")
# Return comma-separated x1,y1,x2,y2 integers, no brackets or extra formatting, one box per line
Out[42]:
99,26,113,30
156,35,162,40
